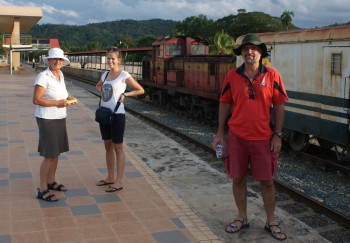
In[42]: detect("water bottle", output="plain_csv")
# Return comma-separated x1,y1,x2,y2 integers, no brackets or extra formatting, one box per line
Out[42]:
216,144,224,159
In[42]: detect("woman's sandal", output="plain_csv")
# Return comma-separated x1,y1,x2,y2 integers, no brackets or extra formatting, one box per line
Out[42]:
264,222,287,241
105,186,123,193
96,180,114,186
47,181,67,191
36,188,58,202
225,219,250,233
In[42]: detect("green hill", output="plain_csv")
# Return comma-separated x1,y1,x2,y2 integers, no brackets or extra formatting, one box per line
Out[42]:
29,11,349,52
30,19,178,50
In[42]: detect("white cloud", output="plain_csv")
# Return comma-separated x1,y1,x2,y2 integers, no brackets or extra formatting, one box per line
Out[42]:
0,0,349,27
41,3,79,18
59,9,80,18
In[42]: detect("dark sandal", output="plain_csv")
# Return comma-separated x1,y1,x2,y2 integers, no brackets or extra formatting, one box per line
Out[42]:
96,180,114,186
264,222,287,241
47,182,67,191
36,188,58,202
225,219,250,233
105,186,123,193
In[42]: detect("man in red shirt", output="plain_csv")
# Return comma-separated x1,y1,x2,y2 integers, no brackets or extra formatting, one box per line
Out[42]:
212,34,288,241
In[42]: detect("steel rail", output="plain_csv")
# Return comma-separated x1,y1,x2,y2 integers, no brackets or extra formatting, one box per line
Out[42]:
274,179,350,228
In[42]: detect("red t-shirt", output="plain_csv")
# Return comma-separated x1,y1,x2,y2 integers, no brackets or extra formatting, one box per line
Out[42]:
220,64,288,140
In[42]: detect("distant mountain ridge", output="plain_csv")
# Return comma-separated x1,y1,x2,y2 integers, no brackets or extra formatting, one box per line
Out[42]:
29,14,350,51
30,19,178,48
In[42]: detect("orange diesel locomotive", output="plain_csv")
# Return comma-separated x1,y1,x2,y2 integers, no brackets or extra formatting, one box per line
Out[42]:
140,36,235,119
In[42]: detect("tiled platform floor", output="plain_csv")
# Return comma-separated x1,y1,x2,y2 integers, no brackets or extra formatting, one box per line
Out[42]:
0,66,221,243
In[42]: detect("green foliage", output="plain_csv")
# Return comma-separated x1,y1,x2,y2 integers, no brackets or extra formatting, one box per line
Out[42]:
329,20,350,27
86,41,102,51
137,35,156,47
30,19,177,49
171,14,214,37
28,11,302,53
211,30,235,55
280,11,294,30
8,10,350,56
28,50,47,62
14,10,350,61
171,11,295,47
59,41,71,52
113,34,134,49
237,9,246,14
214,12,293,41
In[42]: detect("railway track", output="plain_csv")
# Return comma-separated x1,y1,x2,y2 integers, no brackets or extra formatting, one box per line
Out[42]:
126,106,350,229
67,75,350,242
297,144,350,176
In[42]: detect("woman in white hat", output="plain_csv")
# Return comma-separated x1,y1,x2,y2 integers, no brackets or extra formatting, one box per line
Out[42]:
33,47,76,201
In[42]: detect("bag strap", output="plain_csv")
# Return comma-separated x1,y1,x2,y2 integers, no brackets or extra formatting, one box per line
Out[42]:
98,71,109,107
99,71,121,113
102,71,110,84
113,101,121,113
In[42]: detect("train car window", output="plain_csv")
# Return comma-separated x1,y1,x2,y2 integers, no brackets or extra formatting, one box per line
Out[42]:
191,44,206,55
166,44,182,56
331,53,341,75
156,45,164,58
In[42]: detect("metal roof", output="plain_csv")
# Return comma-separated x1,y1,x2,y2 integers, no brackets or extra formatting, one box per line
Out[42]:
236,25,350,45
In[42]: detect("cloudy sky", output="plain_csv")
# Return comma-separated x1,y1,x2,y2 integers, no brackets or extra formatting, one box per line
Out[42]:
1,0,349,29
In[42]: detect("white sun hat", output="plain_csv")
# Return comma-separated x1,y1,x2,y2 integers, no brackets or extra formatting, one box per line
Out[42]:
43,48,70,66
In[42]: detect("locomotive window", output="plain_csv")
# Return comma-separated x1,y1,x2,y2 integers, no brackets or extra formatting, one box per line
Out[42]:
166,44,182,56
331,53,341,75
209,63,216,75
191,44,206,55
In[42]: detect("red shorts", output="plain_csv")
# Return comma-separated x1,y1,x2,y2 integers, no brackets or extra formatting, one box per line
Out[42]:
224,130,278,180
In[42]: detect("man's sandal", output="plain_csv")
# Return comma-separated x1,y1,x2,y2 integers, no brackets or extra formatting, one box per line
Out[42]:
264,222,287,241
225,219,250,233
47,182,67,191
36,188,58,202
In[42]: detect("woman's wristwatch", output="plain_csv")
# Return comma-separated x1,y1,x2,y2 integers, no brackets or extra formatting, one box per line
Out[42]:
274,131,283,138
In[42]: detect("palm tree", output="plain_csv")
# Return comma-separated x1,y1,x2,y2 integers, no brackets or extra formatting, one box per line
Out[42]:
280,11,294,30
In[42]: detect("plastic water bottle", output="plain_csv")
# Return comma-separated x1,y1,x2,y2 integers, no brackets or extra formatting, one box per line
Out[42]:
216,144,224,159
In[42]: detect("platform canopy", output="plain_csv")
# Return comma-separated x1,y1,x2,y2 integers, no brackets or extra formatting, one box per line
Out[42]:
0,6,42,33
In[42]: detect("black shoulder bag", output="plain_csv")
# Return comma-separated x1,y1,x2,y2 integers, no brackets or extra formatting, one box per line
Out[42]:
95,71,121,125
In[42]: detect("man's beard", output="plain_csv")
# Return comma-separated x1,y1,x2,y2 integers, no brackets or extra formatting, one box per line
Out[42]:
244,54,259,64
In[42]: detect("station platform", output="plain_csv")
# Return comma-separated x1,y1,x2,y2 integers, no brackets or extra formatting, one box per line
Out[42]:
0,65,330,243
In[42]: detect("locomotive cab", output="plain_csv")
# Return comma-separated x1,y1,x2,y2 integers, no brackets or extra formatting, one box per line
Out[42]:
150,36,209,87
140,35,234,118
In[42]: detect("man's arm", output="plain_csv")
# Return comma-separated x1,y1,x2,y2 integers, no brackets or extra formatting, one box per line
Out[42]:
273,104,285,133
212,102,231,149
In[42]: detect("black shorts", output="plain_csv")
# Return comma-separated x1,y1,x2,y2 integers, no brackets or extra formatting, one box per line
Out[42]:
99,114,125,144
